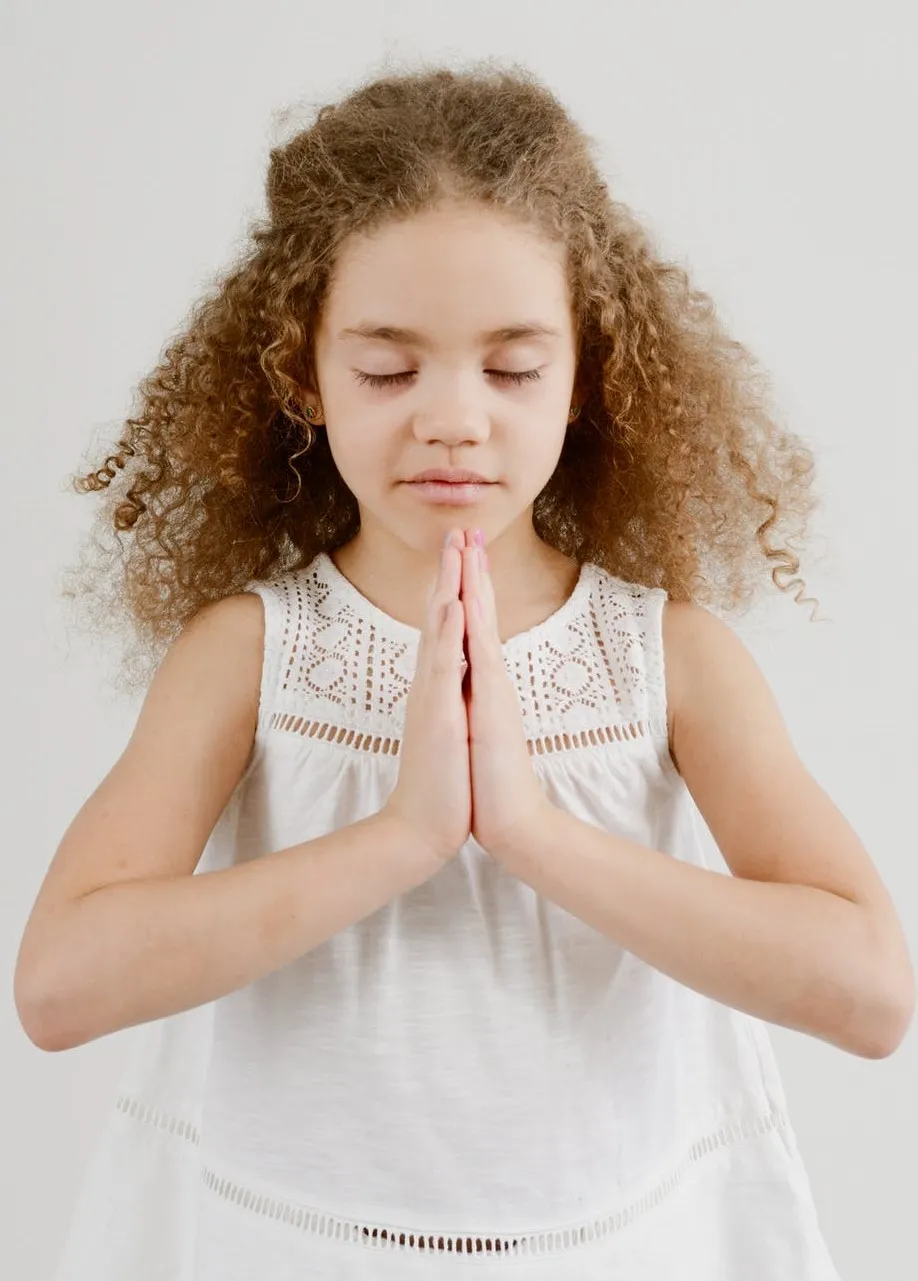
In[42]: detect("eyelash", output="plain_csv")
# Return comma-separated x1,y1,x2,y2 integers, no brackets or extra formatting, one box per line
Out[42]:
354,369,543,389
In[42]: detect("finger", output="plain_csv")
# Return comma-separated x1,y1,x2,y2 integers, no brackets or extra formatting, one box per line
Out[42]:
432,599,464,679
444,534,463,599
476,542,496,624
432,558,463,656
426,529,461,602
461,550,486,680
461,540,483,628
423,543,454,651
465,542,502,679
461,564,473,642
446,596,466,664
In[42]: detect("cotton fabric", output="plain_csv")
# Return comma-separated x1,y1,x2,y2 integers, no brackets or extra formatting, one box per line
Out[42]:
53,551,842,1279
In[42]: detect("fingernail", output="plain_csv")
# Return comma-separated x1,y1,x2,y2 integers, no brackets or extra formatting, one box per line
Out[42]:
473,528,484,547
443,530,453,549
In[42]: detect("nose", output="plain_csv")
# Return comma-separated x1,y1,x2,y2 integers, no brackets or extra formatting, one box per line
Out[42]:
411,377,491,448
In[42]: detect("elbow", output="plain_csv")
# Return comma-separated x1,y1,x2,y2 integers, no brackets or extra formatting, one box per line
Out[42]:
16,996,85,1054
19,1018,72,1055
14,964,83,1054
839,906,915,1060
853,967,916,1061
857,1016,913,1061
14,987,64,1053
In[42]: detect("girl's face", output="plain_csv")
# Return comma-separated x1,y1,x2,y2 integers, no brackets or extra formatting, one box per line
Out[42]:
312,201,579,557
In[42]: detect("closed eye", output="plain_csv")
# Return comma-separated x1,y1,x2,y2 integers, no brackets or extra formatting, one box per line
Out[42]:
354,369,543,388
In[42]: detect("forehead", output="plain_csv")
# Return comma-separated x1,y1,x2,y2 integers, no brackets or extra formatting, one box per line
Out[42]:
321,205,573,343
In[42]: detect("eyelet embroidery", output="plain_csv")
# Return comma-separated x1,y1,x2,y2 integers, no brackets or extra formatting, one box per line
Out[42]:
115,1093,789,1258
252,557,669,755
267,710,669,758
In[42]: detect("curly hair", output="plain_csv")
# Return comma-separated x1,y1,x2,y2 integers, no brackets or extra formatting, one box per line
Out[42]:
64,57,824,694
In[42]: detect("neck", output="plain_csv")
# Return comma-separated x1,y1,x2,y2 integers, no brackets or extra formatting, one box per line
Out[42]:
330,516,578,641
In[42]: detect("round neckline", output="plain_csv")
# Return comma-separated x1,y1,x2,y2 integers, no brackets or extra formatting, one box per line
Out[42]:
316,551,593,655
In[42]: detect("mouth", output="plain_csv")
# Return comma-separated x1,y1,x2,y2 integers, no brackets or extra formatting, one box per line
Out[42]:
403,479,495,506
405,470,494,485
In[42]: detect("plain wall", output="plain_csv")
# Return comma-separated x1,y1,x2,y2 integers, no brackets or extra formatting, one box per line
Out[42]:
2,2,915,1277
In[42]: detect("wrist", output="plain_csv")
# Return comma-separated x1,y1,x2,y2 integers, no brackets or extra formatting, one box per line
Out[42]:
486,797,562,866
375,804,458,872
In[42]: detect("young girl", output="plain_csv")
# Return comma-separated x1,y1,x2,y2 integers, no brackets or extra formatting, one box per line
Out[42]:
16,62,913,1280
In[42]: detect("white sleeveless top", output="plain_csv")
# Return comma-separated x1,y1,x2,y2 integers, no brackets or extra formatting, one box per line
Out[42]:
52,551,843,1280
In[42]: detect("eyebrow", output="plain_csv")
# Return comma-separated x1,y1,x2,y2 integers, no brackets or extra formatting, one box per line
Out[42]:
337,322,563,347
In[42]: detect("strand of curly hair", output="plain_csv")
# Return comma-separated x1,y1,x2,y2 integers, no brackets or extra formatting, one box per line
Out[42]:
63,58,824,695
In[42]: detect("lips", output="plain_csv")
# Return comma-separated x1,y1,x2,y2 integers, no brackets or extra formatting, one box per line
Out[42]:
406,470,493,485
404,477,494,506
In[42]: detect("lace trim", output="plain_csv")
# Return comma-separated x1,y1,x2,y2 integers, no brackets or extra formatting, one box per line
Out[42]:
267,710,670,758
115,1094,201,1145
246,560,670,747
115,1093,788,1259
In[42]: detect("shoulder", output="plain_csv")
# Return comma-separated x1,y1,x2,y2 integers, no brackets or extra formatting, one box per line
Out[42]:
179,590,267,659
660,596,733,686
159,592,267,719
660,599,760,774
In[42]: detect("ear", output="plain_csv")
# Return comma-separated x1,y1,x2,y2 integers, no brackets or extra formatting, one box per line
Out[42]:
568,384,586,423
301,391,325,426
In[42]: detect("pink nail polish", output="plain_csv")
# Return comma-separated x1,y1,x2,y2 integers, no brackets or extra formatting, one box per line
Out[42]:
474,529,484,547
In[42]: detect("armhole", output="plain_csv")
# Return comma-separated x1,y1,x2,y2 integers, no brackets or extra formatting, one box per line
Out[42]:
642,584,671,749
234,577,288,788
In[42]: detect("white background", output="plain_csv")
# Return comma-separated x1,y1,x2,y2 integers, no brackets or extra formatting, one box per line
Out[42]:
2,2,915,1277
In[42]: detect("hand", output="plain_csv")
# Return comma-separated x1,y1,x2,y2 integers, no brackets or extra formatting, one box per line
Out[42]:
460,529,553,856
383,531,471,865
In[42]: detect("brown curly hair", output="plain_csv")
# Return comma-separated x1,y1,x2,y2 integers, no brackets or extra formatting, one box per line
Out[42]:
64,57,824,694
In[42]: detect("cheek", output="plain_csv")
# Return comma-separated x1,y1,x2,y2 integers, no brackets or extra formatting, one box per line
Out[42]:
323,424,390,490
514,427,570,487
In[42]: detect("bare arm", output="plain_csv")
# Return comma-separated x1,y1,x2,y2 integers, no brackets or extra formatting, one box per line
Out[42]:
487,602,915,1059
14,594,439,1052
